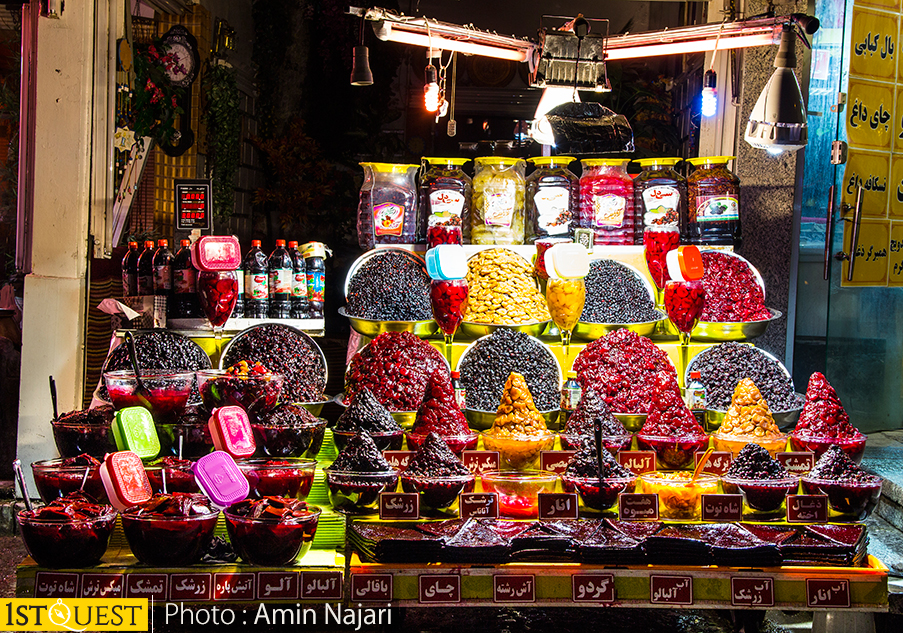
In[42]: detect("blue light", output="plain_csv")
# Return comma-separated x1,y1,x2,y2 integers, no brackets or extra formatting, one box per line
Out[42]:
701,86,717,117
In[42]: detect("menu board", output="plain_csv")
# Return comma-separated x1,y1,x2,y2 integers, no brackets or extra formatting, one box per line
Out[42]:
175,179,212,231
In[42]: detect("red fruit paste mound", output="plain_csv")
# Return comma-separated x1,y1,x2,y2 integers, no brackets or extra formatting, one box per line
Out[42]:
345,331,448,411
412,370,471,435
572,329,676,414
639,371,706,437
793,372,864,440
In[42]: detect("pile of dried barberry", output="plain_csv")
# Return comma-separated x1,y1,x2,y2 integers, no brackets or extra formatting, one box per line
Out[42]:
406,433,470,477
724,443,790,480
807,445,881,484
345,250,432,321
580,259,661,324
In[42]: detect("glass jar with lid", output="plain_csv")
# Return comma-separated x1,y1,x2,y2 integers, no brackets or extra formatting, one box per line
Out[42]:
525,156,578,243
419,157,472,246
686,156,741,247
633,157,686,241
578,158,636,245
356,162,419,249
471,157,526,245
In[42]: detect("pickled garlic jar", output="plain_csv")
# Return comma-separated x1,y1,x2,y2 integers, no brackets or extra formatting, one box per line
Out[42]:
471,157,526,245
356,162,419,249
578,158,635,245
685,156,741,247
633,157,686,240
525,156,578,243
419,157,472,245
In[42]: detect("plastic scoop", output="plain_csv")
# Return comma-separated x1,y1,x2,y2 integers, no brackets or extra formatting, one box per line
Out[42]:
666,245,704,282
544,243,590,279
191,235,242,272
12,459,34,512
208,406,256,458
100,451,153,511
691,447,714,483
426,245,468,280
49,376,58,422
123,331,150,406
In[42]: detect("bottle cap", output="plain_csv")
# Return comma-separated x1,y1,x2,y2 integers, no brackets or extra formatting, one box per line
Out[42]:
452,371,460,379
158,239,168,248
191,451,249,509
181,239,191,247
129,242,138,248
191,235,242,271
424,157,470,167
425,245,468,280
99,451,153,511
544,243,590,279
288,240,298,248
276,239,286,247
112,406,160,460
690,371,702,380
252,240,261,247
144,240,155,248
567,370,577,379
666,245,704,281
207,406,256,458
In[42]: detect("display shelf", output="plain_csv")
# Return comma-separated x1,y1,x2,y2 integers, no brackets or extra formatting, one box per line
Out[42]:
166,317,325,337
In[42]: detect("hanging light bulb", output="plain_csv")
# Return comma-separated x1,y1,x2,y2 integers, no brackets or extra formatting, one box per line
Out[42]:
701,69,717,117
424,64,441,112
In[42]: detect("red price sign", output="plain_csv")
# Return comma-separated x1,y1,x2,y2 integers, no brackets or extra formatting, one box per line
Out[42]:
617,451,657,474
572,574,615,603
694,450,732,475
379,492,420,519
419,575,460,603
538,493,579,519
731,577,775,607
257,572,299,600
777,452,816,474
301,571,343,600
175,179,211,230
701,494,743,521
618,493,659,520
494,575,535,603
463,450,499,475
169,573,211,601
650,575,693,605
124,573,167,600
540,451,576,474
351,574,393,602
383,451,416,471
786,495,828,523
81,573,123,599
213,573,254,601
459,492,500,519
806,579,851,608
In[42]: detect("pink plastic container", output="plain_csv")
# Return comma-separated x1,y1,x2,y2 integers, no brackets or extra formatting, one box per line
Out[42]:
99,451,153,511
208,406,257,458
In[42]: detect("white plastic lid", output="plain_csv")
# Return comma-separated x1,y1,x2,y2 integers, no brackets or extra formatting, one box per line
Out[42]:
425,245,468,280
666,245,704,281
544,243,590,279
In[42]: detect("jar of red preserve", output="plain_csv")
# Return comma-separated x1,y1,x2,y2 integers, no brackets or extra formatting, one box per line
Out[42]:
685,156,741,247
525,156,578,243
420,157,472,246
633,157,686,242
578,158,635,245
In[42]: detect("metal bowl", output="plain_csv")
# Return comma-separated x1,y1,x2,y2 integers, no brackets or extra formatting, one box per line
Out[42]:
463,408,561,432
613,412,647,433
458,320,550,339
338,307,439,338
572,311,667,341
685,345,792,385
343,247,426,300
296,396,334,417
456,333,562,402
705,393,804,433
700,248,766,293
690,308,783,342
333,394,418,429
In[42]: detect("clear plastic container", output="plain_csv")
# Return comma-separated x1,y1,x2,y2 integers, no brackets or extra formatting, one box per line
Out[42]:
578,158,636,245
471,157,526,245
686,156,741,247
420,157,471,245
633,157,686,241
356,163,419,249
525,156,578,243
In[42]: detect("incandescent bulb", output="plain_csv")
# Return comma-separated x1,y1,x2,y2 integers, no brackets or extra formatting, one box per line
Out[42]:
424,82,441,112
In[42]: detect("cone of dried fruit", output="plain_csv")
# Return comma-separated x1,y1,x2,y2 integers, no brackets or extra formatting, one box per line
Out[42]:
560,386,630,454
408,371,477,455
482,372,554,469
401,432,475,514
713,377,787,458
790,372,866,462
335,387,404,451
325,432,399,514
801,445,882,520
636,371,708,469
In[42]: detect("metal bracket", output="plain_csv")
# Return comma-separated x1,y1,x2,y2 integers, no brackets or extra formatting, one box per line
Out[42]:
830,140,848,165
830,92,847,113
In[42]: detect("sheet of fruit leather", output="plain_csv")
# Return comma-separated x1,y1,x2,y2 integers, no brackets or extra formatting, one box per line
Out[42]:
578,523,646,565
439,519,510,564
415,518,467,538
777,528,859,566
479,519,538,541
349,521,442,563
605,519,663,543
741,524,798,546
641,524,715,566
707,523,782,567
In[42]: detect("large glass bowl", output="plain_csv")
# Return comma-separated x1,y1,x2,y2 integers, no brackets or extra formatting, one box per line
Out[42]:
711,432,788,459
639,471,719,521
325,469,399,514
51,420,116,458
31,458,109,504
480,432,556,470
121,511,219,566
17,507,117,568
103,370,195,422
224,504,320,566
250,418,328,458
196,369,284,420
479,470,559,519
400,472,476,516
800,475,882,521
236,458,317,500
560,473,637,514
635,434,709,470
721,475,798,520
788,434,867,464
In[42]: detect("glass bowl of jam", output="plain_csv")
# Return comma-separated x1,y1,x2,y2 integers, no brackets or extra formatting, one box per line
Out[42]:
120,493,219,566
31,456,109,504
17,494,117,568
237,458,317,500
560,473,636,514
224,498,321,566
325,469,399,514
104,370,194,422
479,470,558,519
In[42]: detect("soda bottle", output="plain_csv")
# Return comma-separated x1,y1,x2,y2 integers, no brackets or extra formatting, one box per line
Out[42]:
171,239,200,318
686,370,707,428
560,370,581,430
152,239,173,296
288,241,309,319
243,240,269,318
268,240,292,319
452,371,466,410
122,241,139,296
137,240,156,296
301,242,330,319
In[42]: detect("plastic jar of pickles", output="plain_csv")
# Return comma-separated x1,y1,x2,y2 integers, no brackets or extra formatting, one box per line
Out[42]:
525,156,578,243
471,157,526,245
356,162,419,249
578,158,635,245
686,156,741,247
420,157,472,246
633,158,686,241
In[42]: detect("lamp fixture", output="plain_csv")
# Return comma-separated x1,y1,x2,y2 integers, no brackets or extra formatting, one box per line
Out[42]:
424,64,442,112
351,16,374,86
531,86,581,145
702,70,717,118
744,23,810,154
